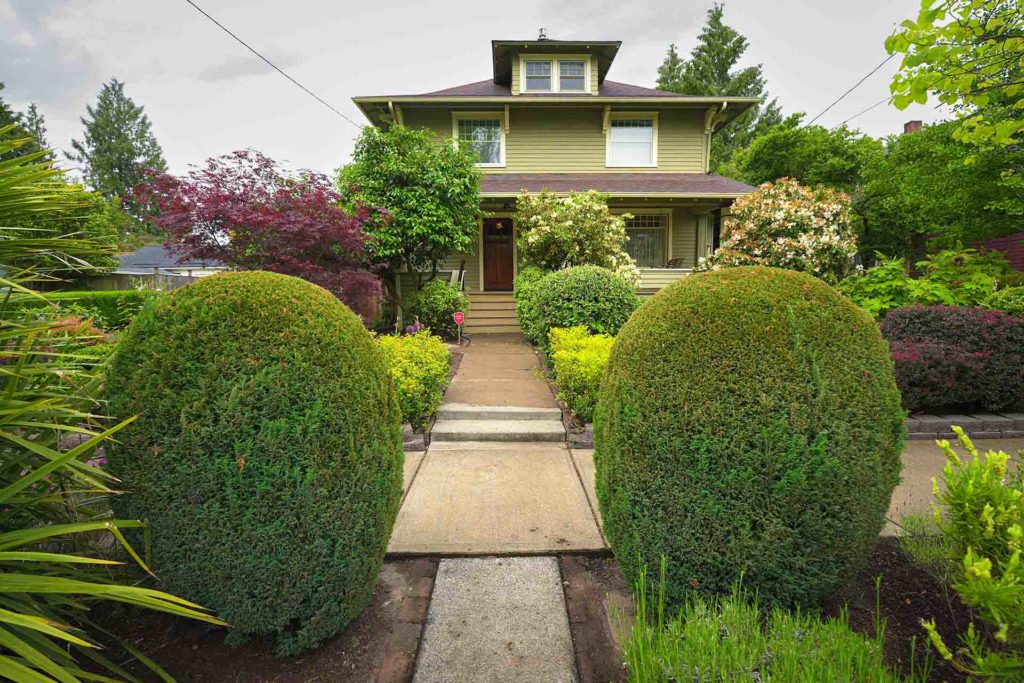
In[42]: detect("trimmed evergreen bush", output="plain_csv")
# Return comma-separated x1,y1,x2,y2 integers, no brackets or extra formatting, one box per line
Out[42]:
407,279,469,339
377,330,451,427
882,305,1024,412
106,271,403,655
595,266,904,610
531,265,638,352
10,289,161,330
513,265,548,344
984,286,1024,318
549,326,614,423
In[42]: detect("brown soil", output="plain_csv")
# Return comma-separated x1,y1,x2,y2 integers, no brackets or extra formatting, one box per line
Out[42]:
94,558,437,683
825,536,975,683
560,554,631,683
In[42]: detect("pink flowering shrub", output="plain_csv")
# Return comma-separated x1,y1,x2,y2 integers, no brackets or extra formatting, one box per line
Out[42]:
698,178,857,281
882,305,1024,412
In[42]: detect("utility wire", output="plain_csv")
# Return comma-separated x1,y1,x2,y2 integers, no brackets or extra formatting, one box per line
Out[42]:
183,0,363,130
805,54,895,126
834,95,892,128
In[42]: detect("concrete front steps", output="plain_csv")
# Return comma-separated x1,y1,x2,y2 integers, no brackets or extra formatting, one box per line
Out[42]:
465,291,520,334
432,403,564,443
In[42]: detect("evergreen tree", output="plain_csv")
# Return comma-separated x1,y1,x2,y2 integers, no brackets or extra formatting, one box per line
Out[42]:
23,104,52,160
0,83,46,161
68,79,166,211
657,3,781,172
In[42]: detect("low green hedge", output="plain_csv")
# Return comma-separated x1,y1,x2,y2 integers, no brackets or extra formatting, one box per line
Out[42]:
407,279,469,339
549,326,613,423
377,330,451,427
514,266,547,344
8,290,162,330
984,286,1024,318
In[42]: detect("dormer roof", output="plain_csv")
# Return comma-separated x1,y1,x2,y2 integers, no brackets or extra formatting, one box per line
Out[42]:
490,39,621,85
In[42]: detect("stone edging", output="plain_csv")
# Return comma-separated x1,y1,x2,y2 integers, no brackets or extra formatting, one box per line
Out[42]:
905,412,1024,440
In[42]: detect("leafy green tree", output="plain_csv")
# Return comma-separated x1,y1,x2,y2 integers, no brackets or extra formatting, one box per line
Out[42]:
858,120,1022,256
337,125,481,313
68,79,166,211
887,0,1024,148
722,117,883,191
656,3,783,171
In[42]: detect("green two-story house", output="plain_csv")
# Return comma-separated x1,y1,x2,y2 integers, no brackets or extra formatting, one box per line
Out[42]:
354,36,756,332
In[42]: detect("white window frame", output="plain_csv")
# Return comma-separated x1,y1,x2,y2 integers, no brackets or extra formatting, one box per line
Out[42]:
452,111,507,168
517,54,593,94
615,208,673,264
606,112,659,168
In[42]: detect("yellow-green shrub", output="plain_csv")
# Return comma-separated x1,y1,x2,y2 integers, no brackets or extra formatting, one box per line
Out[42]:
550,326,613,423
378,330,451,427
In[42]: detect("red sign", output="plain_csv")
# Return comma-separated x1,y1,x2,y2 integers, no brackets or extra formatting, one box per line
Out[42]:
453,311,465,325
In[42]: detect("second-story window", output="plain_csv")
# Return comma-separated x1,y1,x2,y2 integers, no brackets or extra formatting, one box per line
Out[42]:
524,61,552,91
607,116,657,167
455,114,504,166
559,60,586,91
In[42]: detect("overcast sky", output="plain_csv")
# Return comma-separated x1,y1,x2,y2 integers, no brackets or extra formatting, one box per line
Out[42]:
1,0,948,178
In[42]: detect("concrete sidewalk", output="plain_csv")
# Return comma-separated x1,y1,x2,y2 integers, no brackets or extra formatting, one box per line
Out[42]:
442,334,556,408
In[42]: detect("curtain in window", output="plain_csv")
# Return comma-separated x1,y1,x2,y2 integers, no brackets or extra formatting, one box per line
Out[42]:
625,228,665,267
458,119,501,164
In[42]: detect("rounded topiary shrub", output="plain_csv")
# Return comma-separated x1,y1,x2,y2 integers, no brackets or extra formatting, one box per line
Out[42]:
532,265,638,351
595,266,904,609
106,271,403,655
407,279,469,339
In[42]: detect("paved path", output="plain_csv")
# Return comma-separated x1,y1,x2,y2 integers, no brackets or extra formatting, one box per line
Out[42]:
442,333,556,408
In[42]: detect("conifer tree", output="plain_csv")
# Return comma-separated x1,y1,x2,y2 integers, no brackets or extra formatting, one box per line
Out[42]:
657,4,781,171
0,83,47,161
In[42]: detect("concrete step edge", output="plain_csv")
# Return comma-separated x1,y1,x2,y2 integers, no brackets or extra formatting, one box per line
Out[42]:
437,404,562,421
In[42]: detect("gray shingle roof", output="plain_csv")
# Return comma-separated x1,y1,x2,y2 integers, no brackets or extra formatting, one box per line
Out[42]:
116,245,224,273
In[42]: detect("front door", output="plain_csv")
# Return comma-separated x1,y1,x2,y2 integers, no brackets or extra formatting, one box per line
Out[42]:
482,217,514,291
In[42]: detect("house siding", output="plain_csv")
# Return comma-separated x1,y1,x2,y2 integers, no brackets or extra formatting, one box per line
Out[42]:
401,107,706,173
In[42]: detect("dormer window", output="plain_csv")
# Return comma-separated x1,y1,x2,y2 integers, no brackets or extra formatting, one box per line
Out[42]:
452,112,506,167
519,56,592,93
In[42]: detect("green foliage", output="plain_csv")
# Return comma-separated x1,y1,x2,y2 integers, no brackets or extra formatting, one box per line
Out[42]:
531,266,639,353
722,119,883,190
407,279,469,339
377,330,451,427
514,190,638,283
595,266,905,610
0,83,50,162
67,79,166,222
886,0,1024,148
697,178,858,281
902,429,1024,678
514,265,548,344
985,287,1024,318
10,289,162,330
337,125,481,312
858,121,1024,255
549,326,613,423
655,3,782,170
106,271,403,656
624,565,925,683
0,129,221,683
838,249,1010,318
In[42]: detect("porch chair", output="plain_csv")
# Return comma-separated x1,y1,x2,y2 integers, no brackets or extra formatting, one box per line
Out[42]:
448,259,466,291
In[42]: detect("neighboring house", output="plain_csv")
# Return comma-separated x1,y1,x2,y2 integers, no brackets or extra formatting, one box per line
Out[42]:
354,34,756,331
85,244,227,291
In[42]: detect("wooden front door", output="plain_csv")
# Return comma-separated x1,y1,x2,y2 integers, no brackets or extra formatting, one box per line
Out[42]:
482,217,514,290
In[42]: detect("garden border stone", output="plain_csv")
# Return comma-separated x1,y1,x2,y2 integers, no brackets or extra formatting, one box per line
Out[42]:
905,412,1024,440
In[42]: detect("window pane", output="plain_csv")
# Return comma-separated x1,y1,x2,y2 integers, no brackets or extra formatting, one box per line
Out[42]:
609,119,654,165
458,119,501,164
559,60,586,91
525,61,551,91
625,228,665,267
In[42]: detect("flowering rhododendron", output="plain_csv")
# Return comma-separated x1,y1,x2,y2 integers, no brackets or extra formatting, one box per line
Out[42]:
515,190,640,285
697,177,857,281
136,150,381,316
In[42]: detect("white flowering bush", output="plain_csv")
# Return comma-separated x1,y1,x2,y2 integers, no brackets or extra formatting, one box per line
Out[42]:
697,178,858,281
515,190,639,285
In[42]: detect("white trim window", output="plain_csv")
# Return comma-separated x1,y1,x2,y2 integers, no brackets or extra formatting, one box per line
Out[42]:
558,60,587,91
624,213,669,267
524,60,552,92
607,115,658,167
453,113,505,167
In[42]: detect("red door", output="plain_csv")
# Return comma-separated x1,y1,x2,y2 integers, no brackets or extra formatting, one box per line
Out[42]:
482,218,514,291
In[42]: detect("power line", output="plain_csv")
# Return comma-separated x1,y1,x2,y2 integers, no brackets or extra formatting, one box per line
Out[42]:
805,54,895,127
834,95,892,128
183,0,363,130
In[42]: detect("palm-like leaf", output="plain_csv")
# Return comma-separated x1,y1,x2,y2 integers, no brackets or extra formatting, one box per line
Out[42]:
1,128,224,682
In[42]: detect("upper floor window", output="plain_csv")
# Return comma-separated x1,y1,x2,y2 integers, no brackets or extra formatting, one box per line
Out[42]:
524,61,552,91
520,56,591,93
559,60,586,91
607,114,658,167
453,112,505,167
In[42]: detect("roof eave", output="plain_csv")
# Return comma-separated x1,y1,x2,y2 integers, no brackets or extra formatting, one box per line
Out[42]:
478,191,750,199
352,95,760,105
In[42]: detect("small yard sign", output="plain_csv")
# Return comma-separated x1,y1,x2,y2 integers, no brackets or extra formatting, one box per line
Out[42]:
453,311,464,325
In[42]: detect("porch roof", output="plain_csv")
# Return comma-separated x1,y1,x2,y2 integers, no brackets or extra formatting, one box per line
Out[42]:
478,172,753,198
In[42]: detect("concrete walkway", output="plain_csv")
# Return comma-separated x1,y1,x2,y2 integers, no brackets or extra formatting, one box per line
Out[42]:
442,333,556,408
